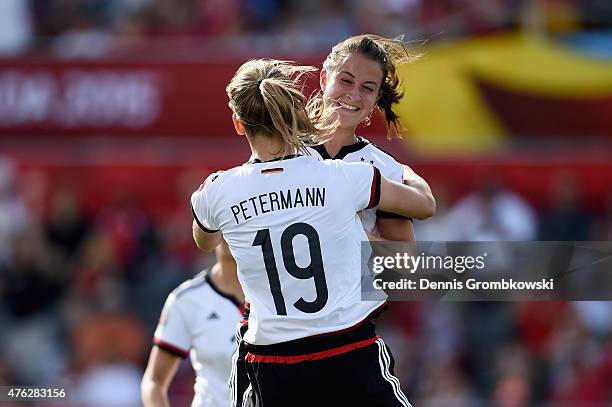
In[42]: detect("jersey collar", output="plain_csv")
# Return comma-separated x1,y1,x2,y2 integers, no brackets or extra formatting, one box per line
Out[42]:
311,137,369,160
246,154,302,164
205,273,243,309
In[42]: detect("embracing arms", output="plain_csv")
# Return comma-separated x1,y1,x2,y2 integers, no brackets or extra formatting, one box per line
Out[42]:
192,220,222,252
378,173,436,220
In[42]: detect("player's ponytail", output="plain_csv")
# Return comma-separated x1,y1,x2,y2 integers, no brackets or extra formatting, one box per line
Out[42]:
227,59,337,156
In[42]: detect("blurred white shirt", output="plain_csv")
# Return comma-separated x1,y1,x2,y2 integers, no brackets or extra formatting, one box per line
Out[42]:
0,0,32,55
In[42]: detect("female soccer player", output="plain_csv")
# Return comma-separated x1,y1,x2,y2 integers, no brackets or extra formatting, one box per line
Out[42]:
191,58,433,406
141,240,244,407
230,38,434,406
309,34,434,242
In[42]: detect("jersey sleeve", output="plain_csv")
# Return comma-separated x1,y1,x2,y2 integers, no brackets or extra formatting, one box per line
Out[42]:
376,160,412,220
341,162,381,212
190,172,221,233
387,160,404,183
153,294,191,358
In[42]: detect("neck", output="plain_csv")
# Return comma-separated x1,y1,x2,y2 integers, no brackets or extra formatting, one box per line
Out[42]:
209,262,244,303
248,133,296,162
323,127,358,157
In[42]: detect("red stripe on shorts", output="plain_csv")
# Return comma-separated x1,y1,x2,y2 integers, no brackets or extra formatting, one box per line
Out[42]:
245,335,380,364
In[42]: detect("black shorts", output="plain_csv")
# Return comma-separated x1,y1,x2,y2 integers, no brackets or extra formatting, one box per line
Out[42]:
235,315,411,407
231,316,254,407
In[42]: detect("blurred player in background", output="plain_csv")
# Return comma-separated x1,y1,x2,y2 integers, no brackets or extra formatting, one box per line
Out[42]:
141,239,244,407
192,58,434,406
309,34,434,242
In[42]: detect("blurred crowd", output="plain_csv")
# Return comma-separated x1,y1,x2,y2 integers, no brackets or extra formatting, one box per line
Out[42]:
0,1,610,406
0,154,611,406
0,157,202,405
1,0,612,57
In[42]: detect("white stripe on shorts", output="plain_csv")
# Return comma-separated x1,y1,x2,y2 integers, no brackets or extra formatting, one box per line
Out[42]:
229,345,239,406
242,383,254,407
230,323,244,407
376,338,412,407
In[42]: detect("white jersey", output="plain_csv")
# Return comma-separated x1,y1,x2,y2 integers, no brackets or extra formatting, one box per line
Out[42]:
308,137,408,234
154,272,243,407
191,155,385,345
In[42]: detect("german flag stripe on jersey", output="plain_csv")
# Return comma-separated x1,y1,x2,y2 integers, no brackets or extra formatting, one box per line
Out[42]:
367,167,381,209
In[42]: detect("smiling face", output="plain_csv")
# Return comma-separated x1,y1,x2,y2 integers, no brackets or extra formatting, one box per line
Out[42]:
321,52,383,131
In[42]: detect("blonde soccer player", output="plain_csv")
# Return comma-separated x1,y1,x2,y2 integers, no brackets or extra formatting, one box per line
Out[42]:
192,59,433,406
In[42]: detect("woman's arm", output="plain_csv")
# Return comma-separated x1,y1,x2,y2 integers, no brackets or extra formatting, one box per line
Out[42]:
401,165,435,217
141,346,182,407
376,217,416,242
372,165,423,242
378,176,436,220
193,219,222,252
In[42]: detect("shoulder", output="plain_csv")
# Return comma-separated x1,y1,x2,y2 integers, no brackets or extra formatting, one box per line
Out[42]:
192,171,223,200
305,146,326,159
198,166,241,189
359,137,396,159
360,138,401,164
169,272,211,303
339,137,399,167
327,160,377,180
297,158,371,183
355,138,404,181
192,166,245,202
